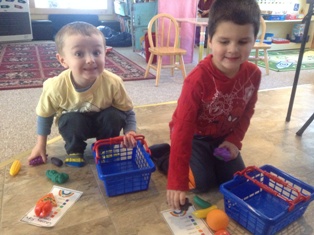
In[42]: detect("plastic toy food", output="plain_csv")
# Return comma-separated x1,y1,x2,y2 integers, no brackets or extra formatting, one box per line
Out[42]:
192,205,218,218
193,195,212,208
46,170,69,184
34,193,57,218
10,160,21,176
29,156,45,166
36,193,57,207
206,209,229,231
213,147,232,162
34,201,53,218
51,157,63,167
180,198,192,211
214,229,231,235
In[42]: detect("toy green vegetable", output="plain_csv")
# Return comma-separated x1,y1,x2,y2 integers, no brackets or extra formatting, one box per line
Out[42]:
193,195,212,208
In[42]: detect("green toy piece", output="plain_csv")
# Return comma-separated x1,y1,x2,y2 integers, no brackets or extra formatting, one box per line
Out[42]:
46,170,69,184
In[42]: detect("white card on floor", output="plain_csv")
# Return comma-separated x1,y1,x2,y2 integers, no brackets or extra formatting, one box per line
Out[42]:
20,185,83,227
161,206,213,235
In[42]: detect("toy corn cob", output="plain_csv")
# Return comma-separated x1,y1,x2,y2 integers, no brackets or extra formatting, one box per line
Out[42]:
10,160,21,176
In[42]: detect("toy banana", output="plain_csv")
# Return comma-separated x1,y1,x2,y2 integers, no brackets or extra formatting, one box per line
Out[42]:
192,205,218,218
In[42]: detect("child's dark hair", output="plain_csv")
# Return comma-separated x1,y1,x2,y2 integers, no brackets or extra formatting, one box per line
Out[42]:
55,21,106,55
207,0,261,39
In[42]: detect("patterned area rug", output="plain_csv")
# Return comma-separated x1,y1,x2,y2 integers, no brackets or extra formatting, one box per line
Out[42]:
0,42,154,90
256,49,314,72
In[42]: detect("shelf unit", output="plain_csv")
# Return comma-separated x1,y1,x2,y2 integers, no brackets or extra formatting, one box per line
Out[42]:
265,19,314,50
257,0,314,50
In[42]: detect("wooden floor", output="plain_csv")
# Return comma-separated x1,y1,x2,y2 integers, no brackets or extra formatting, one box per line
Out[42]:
1,85,314,235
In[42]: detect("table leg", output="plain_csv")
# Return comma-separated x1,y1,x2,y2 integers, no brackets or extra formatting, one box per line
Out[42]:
198,25,206,62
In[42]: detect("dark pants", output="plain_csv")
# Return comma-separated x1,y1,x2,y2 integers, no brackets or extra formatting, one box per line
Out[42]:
190,136,245,193
58,107,126,154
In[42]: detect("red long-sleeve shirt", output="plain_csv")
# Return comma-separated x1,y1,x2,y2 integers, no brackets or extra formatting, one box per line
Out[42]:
167,55,261,191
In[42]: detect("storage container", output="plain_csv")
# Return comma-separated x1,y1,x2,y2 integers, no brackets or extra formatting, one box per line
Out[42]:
92,135,155,197
220,165,314,235
262,15,286,21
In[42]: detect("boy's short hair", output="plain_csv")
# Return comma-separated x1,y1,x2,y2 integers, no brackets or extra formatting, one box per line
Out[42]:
55,21,106,55
207,0,261,39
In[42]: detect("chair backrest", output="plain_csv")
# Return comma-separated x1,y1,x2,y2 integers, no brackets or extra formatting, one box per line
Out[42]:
147,13,180,50
256,17,267,45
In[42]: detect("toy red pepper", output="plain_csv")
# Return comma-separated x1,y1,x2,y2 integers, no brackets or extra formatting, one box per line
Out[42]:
34,201,53,218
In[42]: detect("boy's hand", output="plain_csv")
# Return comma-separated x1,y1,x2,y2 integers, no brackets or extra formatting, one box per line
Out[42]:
122,131,137,148
28,140,47,163
28,143,47,163
167,189,187,211
201,9,210,17
218,141,239,159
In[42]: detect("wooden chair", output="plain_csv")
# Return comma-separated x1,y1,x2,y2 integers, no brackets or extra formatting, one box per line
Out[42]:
248,17,272,75
144,13,187,86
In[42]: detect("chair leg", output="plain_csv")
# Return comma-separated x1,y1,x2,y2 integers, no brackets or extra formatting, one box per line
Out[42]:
145,54,154,78
170,56,174,77
179,55,186,79
263,49,270,75
155,55,162,86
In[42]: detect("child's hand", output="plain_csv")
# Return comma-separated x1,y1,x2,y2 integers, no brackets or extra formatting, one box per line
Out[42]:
28,146,47,163
167,189,187,211
218,141,239,160
202,9,210,16
122,131,137,148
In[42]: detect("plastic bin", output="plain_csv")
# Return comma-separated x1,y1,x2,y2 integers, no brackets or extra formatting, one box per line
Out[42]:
92,135,155,197
220,165,314,235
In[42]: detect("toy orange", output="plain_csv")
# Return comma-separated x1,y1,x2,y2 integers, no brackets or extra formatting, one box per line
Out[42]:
206,209,229,231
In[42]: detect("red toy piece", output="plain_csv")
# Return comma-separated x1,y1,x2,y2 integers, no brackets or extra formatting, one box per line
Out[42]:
34,201,53,218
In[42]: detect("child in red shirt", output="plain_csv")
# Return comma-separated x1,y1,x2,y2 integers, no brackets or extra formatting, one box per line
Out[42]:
166,0,262,210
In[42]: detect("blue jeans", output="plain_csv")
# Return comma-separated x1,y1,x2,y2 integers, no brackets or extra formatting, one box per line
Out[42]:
58,107,126,154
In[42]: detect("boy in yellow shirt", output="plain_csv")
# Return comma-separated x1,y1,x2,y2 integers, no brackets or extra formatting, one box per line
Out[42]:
28,22,137,167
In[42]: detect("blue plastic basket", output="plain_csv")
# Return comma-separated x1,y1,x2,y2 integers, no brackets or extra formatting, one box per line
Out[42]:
220,165,314,235
92,135,155,197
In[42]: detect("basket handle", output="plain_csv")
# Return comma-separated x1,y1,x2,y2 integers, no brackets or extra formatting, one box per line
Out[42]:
93,135,151,164
235,166,310,211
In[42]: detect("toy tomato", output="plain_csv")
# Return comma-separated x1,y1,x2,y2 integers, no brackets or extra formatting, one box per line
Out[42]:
34,201,53,218
215,229,231,235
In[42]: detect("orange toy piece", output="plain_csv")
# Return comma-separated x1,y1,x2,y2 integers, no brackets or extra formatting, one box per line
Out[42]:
206,209,229,231
36,193,57,207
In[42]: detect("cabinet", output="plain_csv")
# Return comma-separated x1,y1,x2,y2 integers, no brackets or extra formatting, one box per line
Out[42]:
129,1,157,51
114,0,157,51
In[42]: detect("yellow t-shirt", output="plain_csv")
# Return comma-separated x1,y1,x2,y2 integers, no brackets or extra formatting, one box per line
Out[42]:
36,69,133,124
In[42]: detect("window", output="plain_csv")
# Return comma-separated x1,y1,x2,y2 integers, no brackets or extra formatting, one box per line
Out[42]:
33,0,107,10
29,0,112,15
